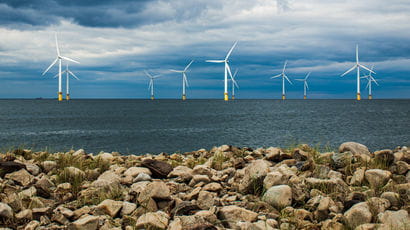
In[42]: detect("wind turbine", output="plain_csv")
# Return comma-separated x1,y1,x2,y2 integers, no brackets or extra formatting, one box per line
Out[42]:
230,69,239,100
206,41,238,101
144,70,161,100
271,61,292,100
361,65,379,100
53,63,79,100
170,60,194,100
341,44,375,101
42,33,79,101
295,72,311,99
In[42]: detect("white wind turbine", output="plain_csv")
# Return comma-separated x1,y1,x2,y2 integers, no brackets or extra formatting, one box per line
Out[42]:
144,70,161,100
42,33,79,101
295,72,311,99
271,61,292,100
361,65,379,100
230,69,239,100
206,41,238,101
170,60,194,100
53,63,79,100
341,44,375,101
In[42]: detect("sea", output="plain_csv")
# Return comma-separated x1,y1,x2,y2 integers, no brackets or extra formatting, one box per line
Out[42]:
0,99,409,155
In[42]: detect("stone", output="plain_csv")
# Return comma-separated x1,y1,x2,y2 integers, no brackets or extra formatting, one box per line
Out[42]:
331,151,353,168
343,202,372,229
24,220,40,230
5,169,34,187
218,205,258,228
135,211,169,229
197,191,216,210
96,199,123,217
171,201,199,216
338,142,371,156
98,152,114,161
367,197,390,214
56,207,74,218
133,172,151,182
41,161,57,172
378,210,409,230
0,202,13,218
395,161,409,175
92,170,121,188
263,171,284,189
374,149,395,166
168,166,193,181
189,175,210,186
35,176,55,198
262,185,292,209
71,214,99,230
124,167,152,177
73,206,91,220
293,148,310,161
16,209,32,220
350,168,365,186
202,182,222,192
380,192,400,207
137,181,171,211
365,169,391,188
265,147,281,161
72,149,86,157
65,166,86,178
0,161,26,175
141,159,173,178
25,164,40,176
121,201,137,216
238,159,271,193
192,165,214,177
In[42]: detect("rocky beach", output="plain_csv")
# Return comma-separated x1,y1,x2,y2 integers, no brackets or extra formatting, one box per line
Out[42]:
0,142,409,230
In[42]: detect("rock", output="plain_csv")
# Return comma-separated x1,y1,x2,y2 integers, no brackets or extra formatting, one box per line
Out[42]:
98,152,114,161
262,185,292,209
171,201,200,216
35,176,55,198
71,214,99,230
173,215,215,229
137,181,171,211
135,211,169,229
189,175,210,186
365,169,391,188
24,220,40,230
192,165,214,178
263,171,284,189
41,161,57,172
141,159,173,178
121,202,137,216
265,147,281,161
16,209,32,220
56,207,74,218
293,148,310,161
380,192,400,208
395,161,409,175
124,167,152,177
168,166,193,181
195,210,219,224
197,191,217,210
5,169,34,187
238,159,271,193
374,149,395,166
378,210,409,230
65,166,86,178
202,182,222,192
96,199,123,217
331,151,353,168
133,172,151,182
25,164,40,176
92,170,121,188
305,177,348,194
343,202,372,229
0,161,26,175
72,149,86,157
350,168,365,186
218,205,258,228
0,202,13,218
339,142,371,156
73,206,91,220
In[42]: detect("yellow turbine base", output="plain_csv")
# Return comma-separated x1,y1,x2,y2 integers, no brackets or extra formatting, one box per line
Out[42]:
368,95,372,100
357,93,361,101
66,94,70,101
232,95,235,100
151,96,154,100
224,93,229,101
182,95,186,101
282,95,286,100
303,95,307,100
58,92,63,101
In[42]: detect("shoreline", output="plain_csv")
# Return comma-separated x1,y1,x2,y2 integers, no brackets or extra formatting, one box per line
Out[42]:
0,142,409,229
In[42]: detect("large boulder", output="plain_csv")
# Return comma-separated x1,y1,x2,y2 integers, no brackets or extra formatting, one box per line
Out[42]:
338,142,371,156
0,161,26,175
91,170,121,188
218,205,258,228
378,210,409,230
96,199,123,217
238,159,271,193
135,211,169,229
0,202,13,218
343,202,372,229
142,159,173,178
263,171,284,189
168,166,193,182
5,169,34,187
364,169,391,188
137,181,171,212
262,185,292,209
123,167,151,177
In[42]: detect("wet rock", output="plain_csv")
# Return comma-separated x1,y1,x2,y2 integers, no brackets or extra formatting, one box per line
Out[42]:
378,210,409,230
142,159,173,178
168,166,193,182
124,167,151,177
135,211,169,229
70,214,99,230
262,185,292,209
343,202,372,229
96,199,123,217
218,205,258,228
238,159,271,193
0,202,13,218
365,169,391,188
5,169,34,187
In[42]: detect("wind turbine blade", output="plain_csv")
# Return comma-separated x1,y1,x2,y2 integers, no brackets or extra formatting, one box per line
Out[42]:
233,79,239,89
360,75,370,79
283,60,288,73
184,60,194,72
183,73,189,87
42,58,58,75
359,64,375,74
144,70,153,78
153,75,162,79
356,44,359,64
271,74,282,79
206,60,225,63
226,63,234,81
305,81,309,90
366,81,370,89
55,33,60,56
295,79,304,81
53,71,65,78
169,69,183,73
341,65,356,77
233,69,238,79
225,41,238,60
61,56,80,64
69,70,80,80
371,76,379,85
305,72,311,80
284,74,292,84
148,79,153,90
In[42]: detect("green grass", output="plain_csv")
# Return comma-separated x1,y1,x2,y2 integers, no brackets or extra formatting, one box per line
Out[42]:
211,151,230,170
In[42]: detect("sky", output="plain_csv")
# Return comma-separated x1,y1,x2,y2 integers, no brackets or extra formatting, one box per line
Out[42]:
0,0,409,99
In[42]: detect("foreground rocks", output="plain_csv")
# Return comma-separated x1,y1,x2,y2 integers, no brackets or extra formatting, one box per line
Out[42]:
0,142,409,229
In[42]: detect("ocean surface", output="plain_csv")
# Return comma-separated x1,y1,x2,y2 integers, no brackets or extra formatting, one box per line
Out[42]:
0,99,409,155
